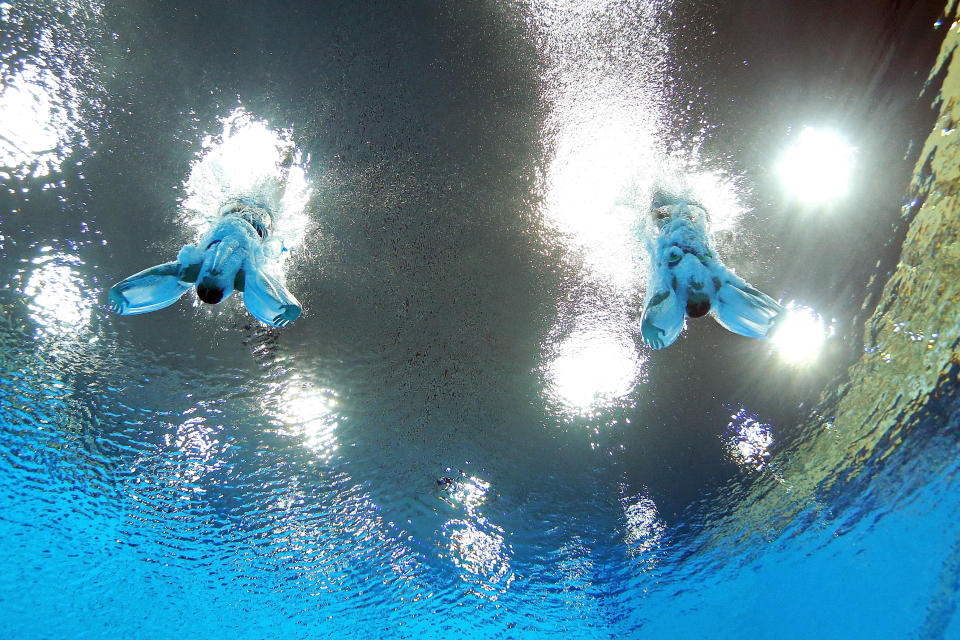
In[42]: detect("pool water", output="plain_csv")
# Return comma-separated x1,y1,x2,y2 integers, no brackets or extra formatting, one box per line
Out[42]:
1,1,958,638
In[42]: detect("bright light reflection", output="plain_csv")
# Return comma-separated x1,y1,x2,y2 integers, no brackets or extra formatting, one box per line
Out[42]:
447,475,490,511
548,324,641,412
725,408,773,472
0,62,84,178
181,107,311,262
274,378,339,459
620,490,665,557
439,474,513,589
769,302,832,364
446,519,511,583
778,126,855,203
23,251,93,334
173,416,224,485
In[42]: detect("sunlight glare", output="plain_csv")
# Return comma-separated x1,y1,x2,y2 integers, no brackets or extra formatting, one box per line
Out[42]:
0,63,82,178
445,519,511,582
620,490,665,556
769,302,831,364
778,127,855,203
173,416,225,485
448,476,490,512
275,378,339,459
548,325,641,412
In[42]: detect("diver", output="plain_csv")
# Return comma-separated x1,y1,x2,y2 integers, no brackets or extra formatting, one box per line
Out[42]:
108,197,302,327
640,193,783,349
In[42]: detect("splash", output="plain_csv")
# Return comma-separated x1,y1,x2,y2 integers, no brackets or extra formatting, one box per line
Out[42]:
180,107,311,271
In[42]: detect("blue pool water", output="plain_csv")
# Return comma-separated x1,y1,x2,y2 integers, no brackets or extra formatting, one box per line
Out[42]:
2,1,957,638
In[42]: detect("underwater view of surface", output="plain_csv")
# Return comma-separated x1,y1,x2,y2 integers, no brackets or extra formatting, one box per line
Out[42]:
2,0,959,637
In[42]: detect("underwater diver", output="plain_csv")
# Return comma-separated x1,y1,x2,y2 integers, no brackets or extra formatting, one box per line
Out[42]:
640,194,783,349
109,197,302,327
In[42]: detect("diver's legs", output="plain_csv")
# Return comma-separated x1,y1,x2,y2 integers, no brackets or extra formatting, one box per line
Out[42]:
109,261,192,315
241,266,302,327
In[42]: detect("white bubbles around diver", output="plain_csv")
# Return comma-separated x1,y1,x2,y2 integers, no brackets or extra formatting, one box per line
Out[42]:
181,107,311,257
777,127,855,204
769,302,834,364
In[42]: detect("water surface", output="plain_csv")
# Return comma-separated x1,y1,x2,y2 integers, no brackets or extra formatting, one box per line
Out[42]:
1,1,956,637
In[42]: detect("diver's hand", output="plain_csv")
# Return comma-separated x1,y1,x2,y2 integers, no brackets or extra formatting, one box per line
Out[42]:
242,266,302,328
108,289,127,314
109,261,192,315
271,304,302,328
641,317,666,349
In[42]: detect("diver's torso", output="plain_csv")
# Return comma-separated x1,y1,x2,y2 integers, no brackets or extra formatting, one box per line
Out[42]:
652,203,713,257
650,202,719,317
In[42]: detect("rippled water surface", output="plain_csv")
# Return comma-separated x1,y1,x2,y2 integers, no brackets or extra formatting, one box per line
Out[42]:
2,1,957,638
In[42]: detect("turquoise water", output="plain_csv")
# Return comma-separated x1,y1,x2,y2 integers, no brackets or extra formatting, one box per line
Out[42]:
3,339,957,638
1,1,956,637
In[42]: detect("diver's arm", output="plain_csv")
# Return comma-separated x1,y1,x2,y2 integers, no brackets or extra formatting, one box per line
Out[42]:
640,287,685,350
240,265,302,328
108,261,194,315
711,268,783,338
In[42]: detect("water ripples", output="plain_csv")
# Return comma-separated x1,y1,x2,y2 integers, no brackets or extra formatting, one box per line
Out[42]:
0,0,105,183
